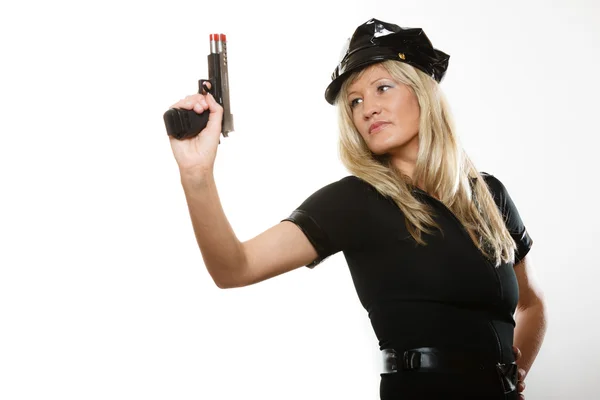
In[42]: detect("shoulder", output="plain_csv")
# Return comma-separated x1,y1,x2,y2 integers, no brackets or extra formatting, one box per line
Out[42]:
479,171,502,187
316,175,377,196
479,172,508,200
338,174,371,187
297,175,371,207
479,172,522,213
297,175,385,213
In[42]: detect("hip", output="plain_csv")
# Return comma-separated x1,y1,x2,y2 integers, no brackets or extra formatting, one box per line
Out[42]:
379,370,519,400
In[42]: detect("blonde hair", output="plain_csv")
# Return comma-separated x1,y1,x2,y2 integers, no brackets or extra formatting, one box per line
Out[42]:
336,60,516,266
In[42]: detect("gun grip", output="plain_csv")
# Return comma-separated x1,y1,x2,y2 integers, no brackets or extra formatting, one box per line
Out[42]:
163,108,210,140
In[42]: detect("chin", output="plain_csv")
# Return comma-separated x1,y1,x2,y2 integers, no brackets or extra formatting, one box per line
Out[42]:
368,147,390,156
377,134,418,153
368,138,408,154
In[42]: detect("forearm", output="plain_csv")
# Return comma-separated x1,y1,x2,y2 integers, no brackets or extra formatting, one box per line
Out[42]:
180,172,246,288
513,300,547,373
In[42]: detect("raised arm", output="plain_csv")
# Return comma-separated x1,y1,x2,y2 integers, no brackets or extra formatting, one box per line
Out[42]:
181,173,318,289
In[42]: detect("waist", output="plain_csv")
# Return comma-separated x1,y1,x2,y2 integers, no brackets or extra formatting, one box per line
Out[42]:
381,346,518,393
368,305,515,362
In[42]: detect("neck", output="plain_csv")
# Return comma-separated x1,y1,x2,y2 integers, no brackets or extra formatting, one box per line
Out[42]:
389,135,419,183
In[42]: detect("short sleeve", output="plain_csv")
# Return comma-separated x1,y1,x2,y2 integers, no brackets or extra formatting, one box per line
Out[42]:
281,176,370,268
481,173,533,264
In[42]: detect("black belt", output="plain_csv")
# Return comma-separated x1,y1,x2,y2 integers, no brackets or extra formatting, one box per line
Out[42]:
381,347,518,393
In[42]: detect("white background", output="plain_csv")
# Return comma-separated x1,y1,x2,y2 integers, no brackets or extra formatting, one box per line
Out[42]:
1,0,598,399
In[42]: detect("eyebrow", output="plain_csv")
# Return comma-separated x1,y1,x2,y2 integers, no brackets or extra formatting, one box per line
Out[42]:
347,77,391,98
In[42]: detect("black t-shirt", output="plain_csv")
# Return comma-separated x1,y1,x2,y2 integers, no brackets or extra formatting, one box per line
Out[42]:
281,173,532,364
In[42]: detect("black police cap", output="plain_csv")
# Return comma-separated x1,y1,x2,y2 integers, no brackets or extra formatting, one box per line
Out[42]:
325,18,450,105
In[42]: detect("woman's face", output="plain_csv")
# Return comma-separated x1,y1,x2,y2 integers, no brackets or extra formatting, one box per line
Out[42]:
346,64,421,157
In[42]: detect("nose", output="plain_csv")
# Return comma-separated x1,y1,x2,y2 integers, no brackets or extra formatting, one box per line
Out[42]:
361,95,381,120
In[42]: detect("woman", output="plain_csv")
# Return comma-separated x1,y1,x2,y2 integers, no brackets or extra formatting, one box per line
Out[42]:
168,18,546,400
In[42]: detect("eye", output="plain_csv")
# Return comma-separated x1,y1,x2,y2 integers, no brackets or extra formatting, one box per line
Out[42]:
349,98,362,108
378,84,392,93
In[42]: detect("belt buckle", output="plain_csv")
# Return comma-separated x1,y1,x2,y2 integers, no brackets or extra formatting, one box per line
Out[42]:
495,362,518,394
382,349,423,373
403,350,422,371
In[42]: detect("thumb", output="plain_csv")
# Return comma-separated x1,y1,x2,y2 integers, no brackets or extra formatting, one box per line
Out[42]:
512,345,522,360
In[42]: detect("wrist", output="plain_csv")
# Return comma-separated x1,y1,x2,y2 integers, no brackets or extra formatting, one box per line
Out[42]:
179,167,214,187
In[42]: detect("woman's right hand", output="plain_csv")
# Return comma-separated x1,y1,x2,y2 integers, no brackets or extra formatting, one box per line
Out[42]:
168,91,223,176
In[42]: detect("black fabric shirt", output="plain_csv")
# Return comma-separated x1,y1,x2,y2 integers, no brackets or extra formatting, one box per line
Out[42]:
281,173,533,364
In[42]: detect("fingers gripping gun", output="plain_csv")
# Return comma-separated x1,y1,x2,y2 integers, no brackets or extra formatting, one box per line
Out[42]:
163,33,234,141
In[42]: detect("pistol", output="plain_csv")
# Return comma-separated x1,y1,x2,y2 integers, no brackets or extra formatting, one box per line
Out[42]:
163,33,234,140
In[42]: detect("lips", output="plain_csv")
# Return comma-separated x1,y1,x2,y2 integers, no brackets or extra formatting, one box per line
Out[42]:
369,121,389,134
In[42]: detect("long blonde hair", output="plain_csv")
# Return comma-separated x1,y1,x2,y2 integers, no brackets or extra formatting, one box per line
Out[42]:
336,60,516,266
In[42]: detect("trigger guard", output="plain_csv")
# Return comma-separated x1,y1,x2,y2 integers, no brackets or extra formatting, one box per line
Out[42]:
199,79,213,95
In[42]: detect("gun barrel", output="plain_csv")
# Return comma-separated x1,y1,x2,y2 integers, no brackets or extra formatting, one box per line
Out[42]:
209,33,218,54
219,34,234,135
207,33,234,137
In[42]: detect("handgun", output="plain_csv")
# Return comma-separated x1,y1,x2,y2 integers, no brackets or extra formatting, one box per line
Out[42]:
163,33,234,141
